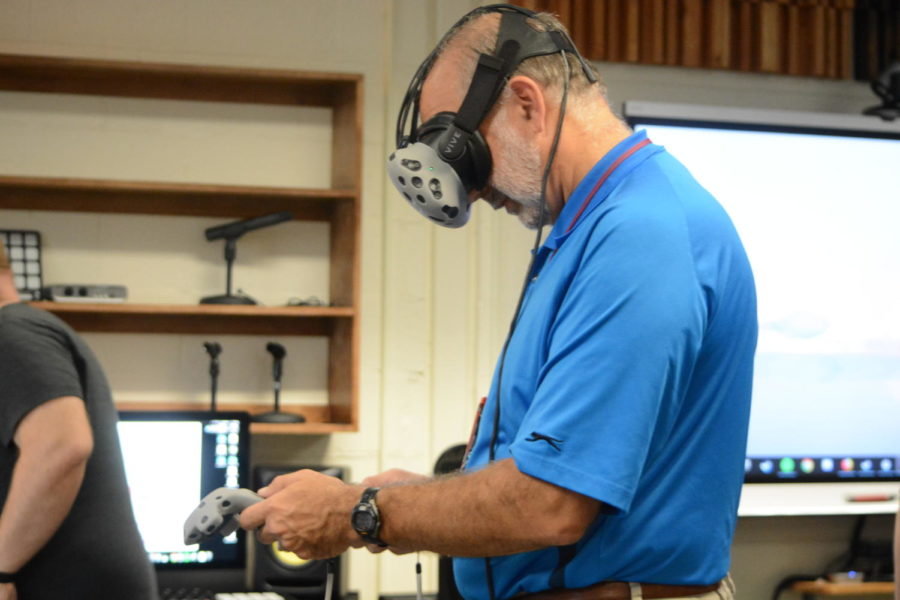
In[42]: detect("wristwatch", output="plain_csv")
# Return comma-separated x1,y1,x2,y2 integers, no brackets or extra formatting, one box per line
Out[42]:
351,487,388,547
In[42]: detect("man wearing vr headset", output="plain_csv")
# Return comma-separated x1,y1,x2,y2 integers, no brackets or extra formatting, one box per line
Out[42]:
240,6,756,600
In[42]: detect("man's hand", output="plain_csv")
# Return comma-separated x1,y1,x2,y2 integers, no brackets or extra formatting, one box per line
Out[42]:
0,583,16,600
239,469,360,560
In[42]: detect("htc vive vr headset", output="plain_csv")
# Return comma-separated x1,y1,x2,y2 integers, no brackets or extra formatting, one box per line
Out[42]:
387,3,596,228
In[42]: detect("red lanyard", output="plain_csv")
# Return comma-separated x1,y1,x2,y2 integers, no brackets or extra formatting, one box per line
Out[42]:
563,137,652,235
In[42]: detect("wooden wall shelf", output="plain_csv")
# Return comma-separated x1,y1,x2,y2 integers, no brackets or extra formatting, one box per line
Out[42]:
790,580,895,597
0,53,359,107
117,402,357,435
31,302,354,336
1,53,362,433
0,176,354,221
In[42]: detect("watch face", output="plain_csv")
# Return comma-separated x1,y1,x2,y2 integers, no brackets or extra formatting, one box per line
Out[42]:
353,508,376,533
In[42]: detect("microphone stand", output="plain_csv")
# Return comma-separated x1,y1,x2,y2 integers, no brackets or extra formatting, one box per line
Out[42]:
253,342,304,423
203,342,221,412
201,237,256,305
200,211,292,306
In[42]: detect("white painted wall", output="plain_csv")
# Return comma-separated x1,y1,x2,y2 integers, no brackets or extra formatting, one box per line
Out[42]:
1,1,894,599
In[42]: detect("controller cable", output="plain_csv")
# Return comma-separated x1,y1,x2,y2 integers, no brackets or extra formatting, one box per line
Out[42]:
484,49,571,600
416,552,424,600
324,558,336,600
320,553,415,600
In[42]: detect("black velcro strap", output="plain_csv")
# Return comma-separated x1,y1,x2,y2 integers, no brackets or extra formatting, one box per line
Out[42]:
547,30,574,54
454,42,518,134
450,10,597,136
547,30,597,84
496,12,598,85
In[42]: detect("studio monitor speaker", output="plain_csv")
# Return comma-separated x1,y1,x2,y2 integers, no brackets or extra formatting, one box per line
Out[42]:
252,465,345,600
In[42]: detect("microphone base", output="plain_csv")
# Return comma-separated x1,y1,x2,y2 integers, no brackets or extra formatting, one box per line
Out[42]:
200,294,257,305
252,411,306,424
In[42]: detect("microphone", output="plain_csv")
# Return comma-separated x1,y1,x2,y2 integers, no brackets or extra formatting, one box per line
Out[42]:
253,341,304,424
200,211,293,306
204,211,293,241
203,342,222,412
203,341,222,359
266,342,286,382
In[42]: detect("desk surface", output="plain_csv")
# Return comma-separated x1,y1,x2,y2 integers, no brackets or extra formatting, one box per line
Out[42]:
790,580,895,596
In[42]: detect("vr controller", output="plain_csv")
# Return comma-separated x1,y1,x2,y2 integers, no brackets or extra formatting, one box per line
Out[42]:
183,487,263,545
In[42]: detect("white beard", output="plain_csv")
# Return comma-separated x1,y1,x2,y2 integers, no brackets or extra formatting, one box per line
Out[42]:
485,109,550,230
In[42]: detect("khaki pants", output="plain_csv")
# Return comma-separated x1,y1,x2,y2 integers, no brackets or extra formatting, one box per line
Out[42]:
628,574,736,600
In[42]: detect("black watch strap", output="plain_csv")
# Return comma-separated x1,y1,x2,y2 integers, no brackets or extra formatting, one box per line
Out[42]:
0,572,15,584
352,487,388,547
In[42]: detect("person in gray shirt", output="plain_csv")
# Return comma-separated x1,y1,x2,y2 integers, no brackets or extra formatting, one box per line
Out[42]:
0,244,157,600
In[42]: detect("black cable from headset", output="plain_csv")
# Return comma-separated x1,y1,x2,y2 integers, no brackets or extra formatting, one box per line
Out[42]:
489,49,570,461
483,50,572,600
395,8,586,598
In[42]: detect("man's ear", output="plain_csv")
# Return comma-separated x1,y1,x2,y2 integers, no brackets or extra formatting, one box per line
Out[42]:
506,75,547,135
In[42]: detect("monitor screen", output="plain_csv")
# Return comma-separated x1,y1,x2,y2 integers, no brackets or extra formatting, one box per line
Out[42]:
623,101,900,515
117,411,251,569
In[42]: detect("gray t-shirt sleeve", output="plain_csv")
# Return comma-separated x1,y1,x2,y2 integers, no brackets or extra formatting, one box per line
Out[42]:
0,319,84,447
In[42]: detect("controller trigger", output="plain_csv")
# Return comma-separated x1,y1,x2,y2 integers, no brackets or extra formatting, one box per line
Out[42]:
183,487,263,545
219,518,240,537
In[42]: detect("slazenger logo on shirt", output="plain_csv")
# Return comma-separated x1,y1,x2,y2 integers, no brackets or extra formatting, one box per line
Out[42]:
525,432,564,452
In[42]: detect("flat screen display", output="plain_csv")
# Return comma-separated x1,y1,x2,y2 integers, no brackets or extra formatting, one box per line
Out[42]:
623,101,900,515
117,411,251,568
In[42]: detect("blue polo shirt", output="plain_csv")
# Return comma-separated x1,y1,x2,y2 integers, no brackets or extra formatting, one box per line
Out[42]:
455,131,757,599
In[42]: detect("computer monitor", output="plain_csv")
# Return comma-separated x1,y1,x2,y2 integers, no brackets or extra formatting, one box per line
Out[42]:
623,101,900,516
117,411,251,574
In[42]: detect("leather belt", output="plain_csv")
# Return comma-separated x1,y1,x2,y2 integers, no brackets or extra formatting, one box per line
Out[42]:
515,580,721,600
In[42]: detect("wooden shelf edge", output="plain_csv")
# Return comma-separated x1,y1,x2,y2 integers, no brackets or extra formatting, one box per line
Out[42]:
249,422,358,435
0,53,362,107
0,175,357,220
0,174,356,199
32,301,354,336
117,401,357,435
790,580,896,595
0,53,362,83
31,301,354,318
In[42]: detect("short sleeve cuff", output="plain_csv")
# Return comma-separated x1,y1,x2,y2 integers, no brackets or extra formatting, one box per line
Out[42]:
510,442,635,514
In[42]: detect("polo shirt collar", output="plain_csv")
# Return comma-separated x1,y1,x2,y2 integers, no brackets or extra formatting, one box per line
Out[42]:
544,130,658,251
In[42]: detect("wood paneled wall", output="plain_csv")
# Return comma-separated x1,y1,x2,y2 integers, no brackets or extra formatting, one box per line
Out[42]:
512,0,863,79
